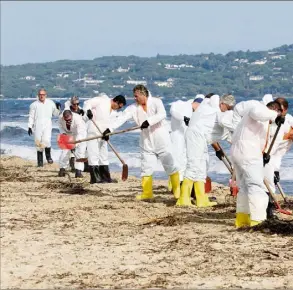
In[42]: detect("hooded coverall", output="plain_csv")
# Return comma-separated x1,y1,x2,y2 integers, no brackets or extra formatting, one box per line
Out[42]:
176,101,233,207
231,95,273,133
170,99,194,181
264,114,293,193
231,102,278,226
83,94,121,166
58,113,87,171
114,94,180,199
28,98,60,151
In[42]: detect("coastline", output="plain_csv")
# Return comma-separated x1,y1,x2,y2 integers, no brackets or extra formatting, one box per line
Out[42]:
1,155,293,289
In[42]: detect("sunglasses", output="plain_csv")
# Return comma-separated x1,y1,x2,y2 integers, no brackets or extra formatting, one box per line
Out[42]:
72,103,79,106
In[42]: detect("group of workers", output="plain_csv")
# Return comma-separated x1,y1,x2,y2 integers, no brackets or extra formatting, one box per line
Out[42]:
28,86,293,228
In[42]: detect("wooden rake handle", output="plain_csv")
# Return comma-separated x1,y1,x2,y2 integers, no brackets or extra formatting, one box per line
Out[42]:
217,142,233,168
90,119,127,165
73,125,141,144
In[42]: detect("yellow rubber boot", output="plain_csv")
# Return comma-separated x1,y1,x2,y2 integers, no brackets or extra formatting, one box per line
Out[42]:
136,176,154,200
250,220,262,227
168,177,172,192
235,213,250,228
194,181,217,207
169,172,181,199
176,178,194,206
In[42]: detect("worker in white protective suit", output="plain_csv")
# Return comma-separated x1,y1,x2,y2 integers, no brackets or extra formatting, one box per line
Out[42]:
176,94,236,207
169,95,205,181
112,84,181,200
263,97,293,218
231,95,288,220
231,94,273,132
58,110,87,178
64,96,85,116
64,96,87,172
28,88,61,167
83,94,126,183
231,101,285,228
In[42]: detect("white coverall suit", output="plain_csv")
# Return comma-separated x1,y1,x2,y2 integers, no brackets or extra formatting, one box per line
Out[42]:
176,101,233,207
231,102,278,226
264,114,293,193
231,95,273,132
28,99,60,151
83,95,120,166
58,113,87,171
115,94,180,199
170,99,194,181
64,99,87,163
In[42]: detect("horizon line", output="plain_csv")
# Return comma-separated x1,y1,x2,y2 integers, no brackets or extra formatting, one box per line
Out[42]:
2,43,293,67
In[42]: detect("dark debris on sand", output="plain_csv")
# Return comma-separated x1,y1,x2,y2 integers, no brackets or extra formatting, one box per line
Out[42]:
249,219,293,236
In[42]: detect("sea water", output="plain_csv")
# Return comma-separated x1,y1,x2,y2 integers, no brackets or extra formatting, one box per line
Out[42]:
0,96,292,194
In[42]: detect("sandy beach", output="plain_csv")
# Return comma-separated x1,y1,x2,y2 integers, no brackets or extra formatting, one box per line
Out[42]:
1,155,293,289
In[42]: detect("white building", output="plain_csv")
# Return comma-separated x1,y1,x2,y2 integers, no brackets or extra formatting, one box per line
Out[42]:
20,76,36,80
113,85,125,88
126,80,147,86
251,60,267,65
53,85,66,91
84,80,104,85
116,66,130,73
234,58,249,63
249,75,264,81
154,78,174,88
165,63,194,70
271,55,286,60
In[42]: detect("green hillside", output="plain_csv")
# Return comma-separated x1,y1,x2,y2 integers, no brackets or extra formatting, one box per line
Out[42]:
1,44,293,99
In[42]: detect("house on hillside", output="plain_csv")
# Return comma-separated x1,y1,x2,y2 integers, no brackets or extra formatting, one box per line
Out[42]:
249,75,264,81
271,55,286,60
251,59,267,65
84,80,104,85
53,85,66,91
20,76,36,80
154,78,174,88
126,80,147,86
116,66,130,73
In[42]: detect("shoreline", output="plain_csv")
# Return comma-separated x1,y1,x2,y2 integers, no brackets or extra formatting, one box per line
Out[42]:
1,155,293,289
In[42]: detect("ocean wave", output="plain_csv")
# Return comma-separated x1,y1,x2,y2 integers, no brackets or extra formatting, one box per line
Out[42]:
1,143,61,162
0,121,59,131
0,126,28,138
1,141,292,194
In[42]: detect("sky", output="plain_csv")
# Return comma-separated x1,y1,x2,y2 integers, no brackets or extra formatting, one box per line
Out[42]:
1,1,293,66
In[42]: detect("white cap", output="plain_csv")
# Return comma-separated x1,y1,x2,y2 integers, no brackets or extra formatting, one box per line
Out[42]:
195,94,205,100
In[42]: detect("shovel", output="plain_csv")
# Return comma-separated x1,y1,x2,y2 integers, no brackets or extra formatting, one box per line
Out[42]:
262,120,290,214
90,119,129,181
215,143,239,197
57,125,141,150
217,142,233,168
275,178,289,203
263,178,292,215
70,150,88,163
